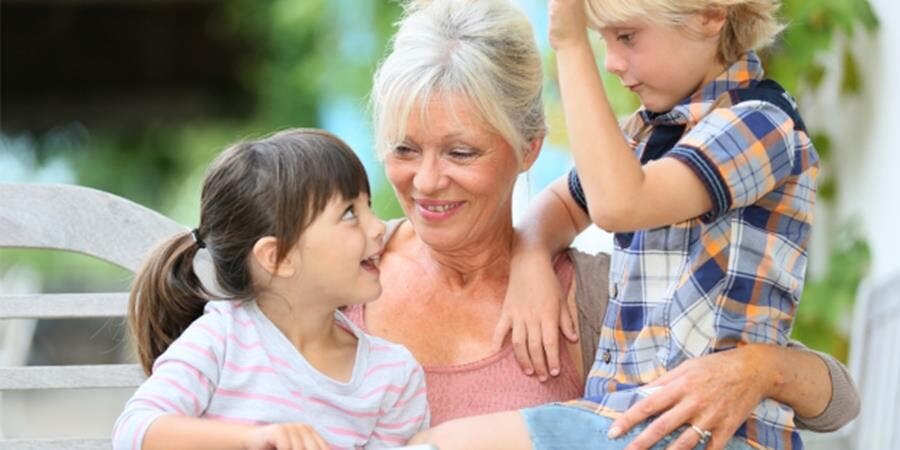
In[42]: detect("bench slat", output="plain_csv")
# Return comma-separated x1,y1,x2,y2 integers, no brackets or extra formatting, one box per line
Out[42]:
0,438,111,450
0,364,145,390
0,293,128,319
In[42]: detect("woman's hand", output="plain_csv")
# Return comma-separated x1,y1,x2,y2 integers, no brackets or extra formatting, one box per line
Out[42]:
548,0,590,50
608,346,778,450
492,246,577,382
245,423,330,450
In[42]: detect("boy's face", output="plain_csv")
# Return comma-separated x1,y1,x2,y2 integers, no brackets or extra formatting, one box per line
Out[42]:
599,14,726,113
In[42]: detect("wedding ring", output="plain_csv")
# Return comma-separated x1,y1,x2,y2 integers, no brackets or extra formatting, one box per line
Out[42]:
690,424,712,444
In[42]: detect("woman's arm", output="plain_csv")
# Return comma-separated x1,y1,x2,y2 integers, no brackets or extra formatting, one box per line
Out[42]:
787,341,861,431
607,344,859,450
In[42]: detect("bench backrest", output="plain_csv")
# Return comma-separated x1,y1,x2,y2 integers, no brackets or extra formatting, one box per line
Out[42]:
846,271,900,449
0,183,186,448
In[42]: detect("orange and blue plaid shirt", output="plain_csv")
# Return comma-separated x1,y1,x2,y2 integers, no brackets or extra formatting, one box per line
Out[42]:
567,52,818,450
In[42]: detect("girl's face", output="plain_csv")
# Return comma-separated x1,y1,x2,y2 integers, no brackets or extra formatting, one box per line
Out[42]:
384,93,526,252
292,193,385,306
599,14,725,112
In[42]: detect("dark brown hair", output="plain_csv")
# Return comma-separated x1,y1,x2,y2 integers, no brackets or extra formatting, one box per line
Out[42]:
128,128,370,374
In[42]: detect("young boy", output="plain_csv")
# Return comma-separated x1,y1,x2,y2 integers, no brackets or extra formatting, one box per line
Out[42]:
504,0,816,449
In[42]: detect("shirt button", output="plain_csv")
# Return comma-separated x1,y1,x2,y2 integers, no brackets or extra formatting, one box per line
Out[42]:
601,350,612,364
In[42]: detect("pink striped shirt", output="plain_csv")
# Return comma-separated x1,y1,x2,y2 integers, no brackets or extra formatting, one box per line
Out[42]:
113,301,428,449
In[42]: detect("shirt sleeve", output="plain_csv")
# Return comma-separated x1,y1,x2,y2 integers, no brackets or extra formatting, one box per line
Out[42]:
667,100,797,222
365,355,430,449
786,340,861,431
112,313,225,450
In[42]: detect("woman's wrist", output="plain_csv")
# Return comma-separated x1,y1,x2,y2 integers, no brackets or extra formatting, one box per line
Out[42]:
744,343,831,417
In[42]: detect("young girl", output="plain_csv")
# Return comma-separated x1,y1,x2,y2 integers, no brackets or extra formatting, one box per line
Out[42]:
113,129,429,450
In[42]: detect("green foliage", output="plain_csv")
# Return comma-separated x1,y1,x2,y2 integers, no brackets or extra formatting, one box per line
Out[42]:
793,224,871,362
222,0,402,127
766,0,878,94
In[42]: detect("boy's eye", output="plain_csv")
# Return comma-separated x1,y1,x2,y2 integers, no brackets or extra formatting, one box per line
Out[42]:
341,205,358,221
617,32,636,44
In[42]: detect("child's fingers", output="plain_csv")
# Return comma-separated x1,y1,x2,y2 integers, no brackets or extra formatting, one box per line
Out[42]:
527,321,549,381
559,299,578,342
491,314,513,353
541,320,562,377
511,320,534,375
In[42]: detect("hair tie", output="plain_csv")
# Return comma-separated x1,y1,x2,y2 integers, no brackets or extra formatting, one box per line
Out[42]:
191,228,206,249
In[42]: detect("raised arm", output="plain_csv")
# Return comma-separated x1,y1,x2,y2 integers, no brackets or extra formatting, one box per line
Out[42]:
550,1,713,233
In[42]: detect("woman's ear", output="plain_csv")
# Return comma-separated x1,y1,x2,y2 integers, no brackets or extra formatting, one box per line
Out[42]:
520,135,544,172
251,236,296,278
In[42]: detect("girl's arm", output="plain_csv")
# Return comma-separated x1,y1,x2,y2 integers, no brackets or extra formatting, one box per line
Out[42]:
141,417,329,450
366,359,430,448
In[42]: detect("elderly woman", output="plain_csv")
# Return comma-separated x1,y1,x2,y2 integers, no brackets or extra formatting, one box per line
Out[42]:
345,0,858,445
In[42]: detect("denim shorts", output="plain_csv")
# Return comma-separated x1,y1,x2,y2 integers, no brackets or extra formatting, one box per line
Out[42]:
521,403,755,450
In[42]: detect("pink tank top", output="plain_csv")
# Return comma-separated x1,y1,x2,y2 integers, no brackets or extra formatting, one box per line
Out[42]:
343,254,584,425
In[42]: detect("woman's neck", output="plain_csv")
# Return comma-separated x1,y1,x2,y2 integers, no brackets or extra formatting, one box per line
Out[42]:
415,221,515,290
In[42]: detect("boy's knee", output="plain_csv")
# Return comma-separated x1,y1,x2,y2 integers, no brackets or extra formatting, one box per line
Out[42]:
408,428,432,445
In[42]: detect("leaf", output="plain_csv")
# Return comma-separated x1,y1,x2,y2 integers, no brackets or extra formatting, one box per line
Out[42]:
841,47,862,95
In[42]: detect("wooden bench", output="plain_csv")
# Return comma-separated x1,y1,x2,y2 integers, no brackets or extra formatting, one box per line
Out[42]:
0,183,436,450
0,183,186,449
804,270,900,449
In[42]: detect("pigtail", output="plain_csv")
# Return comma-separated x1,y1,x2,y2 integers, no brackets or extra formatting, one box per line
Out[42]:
128,231,209,375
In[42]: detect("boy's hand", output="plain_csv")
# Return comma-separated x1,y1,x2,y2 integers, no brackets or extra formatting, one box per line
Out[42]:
245,423,330,450
492,248,578,381
549,0,590,50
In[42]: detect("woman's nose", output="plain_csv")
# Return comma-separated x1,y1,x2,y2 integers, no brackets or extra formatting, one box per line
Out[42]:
412,155,446,194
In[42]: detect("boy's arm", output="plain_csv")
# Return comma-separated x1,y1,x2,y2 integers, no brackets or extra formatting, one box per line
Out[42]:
554,33,713,232
493,175,593,379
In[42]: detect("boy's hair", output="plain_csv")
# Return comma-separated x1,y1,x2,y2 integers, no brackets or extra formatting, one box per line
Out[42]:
128,128,370,374
371,0,545,162
584,0,784,64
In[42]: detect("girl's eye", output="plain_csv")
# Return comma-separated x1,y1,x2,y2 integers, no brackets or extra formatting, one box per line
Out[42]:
341,205,358,221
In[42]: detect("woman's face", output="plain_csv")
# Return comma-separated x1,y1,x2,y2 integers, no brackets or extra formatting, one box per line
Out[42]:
384,93,524,251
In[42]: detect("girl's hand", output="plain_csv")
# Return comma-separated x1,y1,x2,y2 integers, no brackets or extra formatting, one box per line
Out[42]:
492,248,577,382
245,423,331,450
549,0,590,50
607,346,776,450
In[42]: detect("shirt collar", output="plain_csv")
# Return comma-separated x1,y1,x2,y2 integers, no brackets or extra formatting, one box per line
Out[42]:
639,51,765,126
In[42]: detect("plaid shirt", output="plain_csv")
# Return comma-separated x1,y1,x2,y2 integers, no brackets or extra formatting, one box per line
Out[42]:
568,52,818,450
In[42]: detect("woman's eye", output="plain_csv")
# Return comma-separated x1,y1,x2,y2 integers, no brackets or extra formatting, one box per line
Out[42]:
448,148,477,159
341,206,358,221
392,145,418,157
